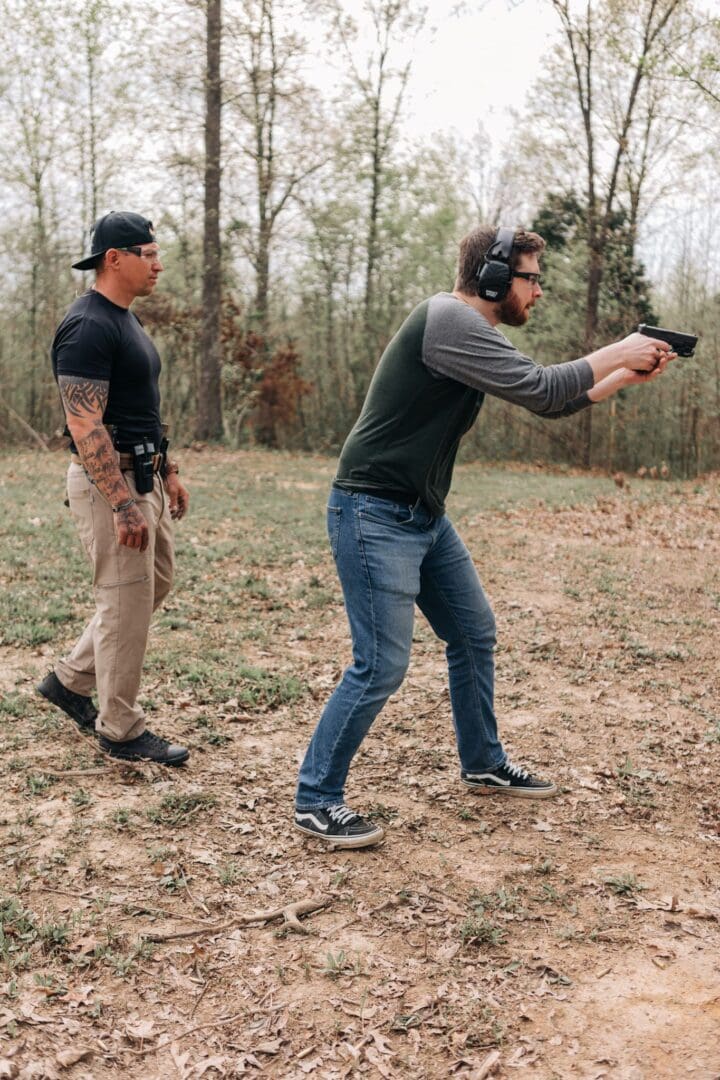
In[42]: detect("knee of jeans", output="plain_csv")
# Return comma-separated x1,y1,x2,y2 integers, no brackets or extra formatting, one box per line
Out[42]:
374,653,410,696
449,617,497,653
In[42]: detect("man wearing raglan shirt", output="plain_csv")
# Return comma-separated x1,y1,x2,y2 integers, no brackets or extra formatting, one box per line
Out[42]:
294,224,676,848
37,212,190,766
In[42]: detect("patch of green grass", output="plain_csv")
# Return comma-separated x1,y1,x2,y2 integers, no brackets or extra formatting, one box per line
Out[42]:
145,647,304,709
365,802,399,824
71,788,93,808
217,861,245,886
0,898,39,965
25,773,56,797
460,886,520,946
146,792,216,827
39,920,71,953
194,715,232,746
108,807,134,830
459,912,505,947
156,866,189,893
0,493,86,647
470,886,525,913
603,872,645,896
0,694,33,719
320,950,364,978
705,720,720,744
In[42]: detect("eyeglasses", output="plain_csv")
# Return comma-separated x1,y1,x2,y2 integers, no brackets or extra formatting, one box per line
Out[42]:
513,271,542,286
117,246,162,262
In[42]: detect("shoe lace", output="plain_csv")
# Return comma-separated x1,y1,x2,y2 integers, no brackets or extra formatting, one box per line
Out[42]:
327,804,359,825
504,759,531,781
139,731,169,750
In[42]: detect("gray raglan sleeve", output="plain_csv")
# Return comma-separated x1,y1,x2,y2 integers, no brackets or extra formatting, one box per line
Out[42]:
423,295,595,418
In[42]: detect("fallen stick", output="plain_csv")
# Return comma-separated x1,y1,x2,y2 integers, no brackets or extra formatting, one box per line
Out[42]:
37,768,113,778
37,755,150,780
142,896,331,943
37,887,208,923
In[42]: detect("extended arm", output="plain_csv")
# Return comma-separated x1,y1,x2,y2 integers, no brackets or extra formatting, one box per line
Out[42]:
586,351,674,403
58,375,149,550
423,298,676,415
582,332,676,384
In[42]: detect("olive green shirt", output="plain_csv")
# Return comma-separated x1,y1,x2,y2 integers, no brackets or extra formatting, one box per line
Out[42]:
335,293,594,516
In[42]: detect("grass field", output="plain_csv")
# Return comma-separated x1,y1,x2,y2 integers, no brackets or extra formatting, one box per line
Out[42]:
1,449,719,1079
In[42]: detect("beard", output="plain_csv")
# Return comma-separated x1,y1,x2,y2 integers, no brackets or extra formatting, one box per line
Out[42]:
498,292,532,327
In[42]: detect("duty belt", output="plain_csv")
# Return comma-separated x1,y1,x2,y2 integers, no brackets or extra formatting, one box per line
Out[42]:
71,452,165,473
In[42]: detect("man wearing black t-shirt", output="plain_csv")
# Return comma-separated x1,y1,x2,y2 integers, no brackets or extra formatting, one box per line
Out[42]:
37,211,190,766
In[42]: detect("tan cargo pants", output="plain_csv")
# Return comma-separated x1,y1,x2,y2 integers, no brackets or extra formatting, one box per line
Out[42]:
55,462,174,742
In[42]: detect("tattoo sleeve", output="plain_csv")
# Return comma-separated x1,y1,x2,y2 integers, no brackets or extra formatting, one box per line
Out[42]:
58,375,131,508
58,375,109,418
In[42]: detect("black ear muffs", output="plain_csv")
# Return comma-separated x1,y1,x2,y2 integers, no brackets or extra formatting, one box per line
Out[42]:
476,226,515,301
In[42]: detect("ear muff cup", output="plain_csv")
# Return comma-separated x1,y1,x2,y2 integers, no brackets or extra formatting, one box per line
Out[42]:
476,227,515,301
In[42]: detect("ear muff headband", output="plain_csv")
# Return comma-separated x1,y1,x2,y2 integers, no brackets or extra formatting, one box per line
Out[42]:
476,226,515,302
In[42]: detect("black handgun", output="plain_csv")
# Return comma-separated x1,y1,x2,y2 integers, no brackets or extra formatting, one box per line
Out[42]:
638,323,698,357
133,439,156,495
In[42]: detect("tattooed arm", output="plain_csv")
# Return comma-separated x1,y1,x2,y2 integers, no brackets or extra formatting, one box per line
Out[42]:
58,375,149,551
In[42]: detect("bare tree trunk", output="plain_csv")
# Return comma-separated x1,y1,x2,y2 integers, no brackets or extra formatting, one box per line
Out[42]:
196,0,223,442
255,216,271,343
87,32,99,224
364,72,383,362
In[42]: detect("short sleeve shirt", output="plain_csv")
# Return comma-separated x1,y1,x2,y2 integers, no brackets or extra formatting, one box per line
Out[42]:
51,289,162,450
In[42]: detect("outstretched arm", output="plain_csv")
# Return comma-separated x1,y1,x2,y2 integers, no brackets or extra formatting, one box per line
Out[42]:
587,350,675,403
58,375,149,551
583,332,676,383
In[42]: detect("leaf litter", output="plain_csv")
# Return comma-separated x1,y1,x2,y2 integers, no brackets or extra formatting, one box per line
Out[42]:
1,452,719,1077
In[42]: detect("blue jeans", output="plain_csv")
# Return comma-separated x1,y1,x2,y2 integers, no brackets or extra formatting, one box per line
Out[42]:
296,488,505,809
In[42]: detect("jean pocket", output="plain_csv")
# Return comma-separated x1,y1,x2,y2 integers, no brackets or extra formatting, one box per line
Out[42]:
359,497,414,527
327,505,342,559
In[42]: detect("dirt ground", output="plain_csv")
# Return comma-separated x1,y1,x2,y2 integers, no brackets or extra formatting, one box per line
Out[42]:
1,450,719,1080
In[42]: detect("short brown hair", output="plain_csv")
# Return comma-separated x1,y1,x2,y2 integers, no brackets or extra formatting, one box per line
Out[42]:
455,225,546,294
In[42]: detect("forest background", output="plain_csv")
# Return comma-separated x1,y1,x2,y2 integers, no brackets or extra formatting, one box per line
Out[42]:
1,0,719,476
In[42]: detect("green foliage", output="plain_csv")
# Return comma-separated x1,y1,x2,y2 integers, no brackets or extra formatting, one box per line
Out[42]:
146,792,217,827
459,912,505,947
603,873,645,896
529,191,657,343
0,898,39,965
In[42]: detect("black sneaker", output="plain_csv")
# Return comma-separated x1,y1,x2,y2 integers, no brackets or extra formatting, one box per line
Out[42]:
461,759,557,799
294,804,385,848
37,671,97,733
99,729,189,766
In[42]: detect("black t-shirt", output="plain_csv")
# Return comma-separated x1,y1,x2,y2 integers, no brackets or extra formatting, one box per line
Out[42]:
51,289,162,451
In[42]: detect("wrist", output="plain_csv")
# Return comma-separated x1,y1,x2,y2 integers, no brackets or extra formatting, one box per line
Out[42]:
163,460,180,477
112,497,136,513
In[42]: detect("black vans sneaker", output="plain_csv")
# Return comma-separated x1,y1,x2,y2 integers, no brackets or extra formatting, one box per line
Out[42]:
461,759,557,799
294,804,385,848
99,730,189,766
37,671,97,733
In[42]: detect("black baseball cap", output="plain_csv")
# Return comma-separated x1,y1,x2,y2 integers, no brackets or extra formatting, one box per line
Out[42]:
72,211,156,270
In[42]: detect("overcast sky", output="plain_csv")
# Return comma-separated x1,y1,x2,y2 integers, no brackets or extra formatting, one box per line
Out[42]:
303,0,559,152
402,0,557,147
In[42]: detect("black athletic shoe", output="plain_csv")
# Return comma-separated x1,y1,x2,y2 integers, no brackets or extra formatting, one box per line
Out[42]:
37,671,97,733
461,759,557,799
294,804,385,848
99,730,189,766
